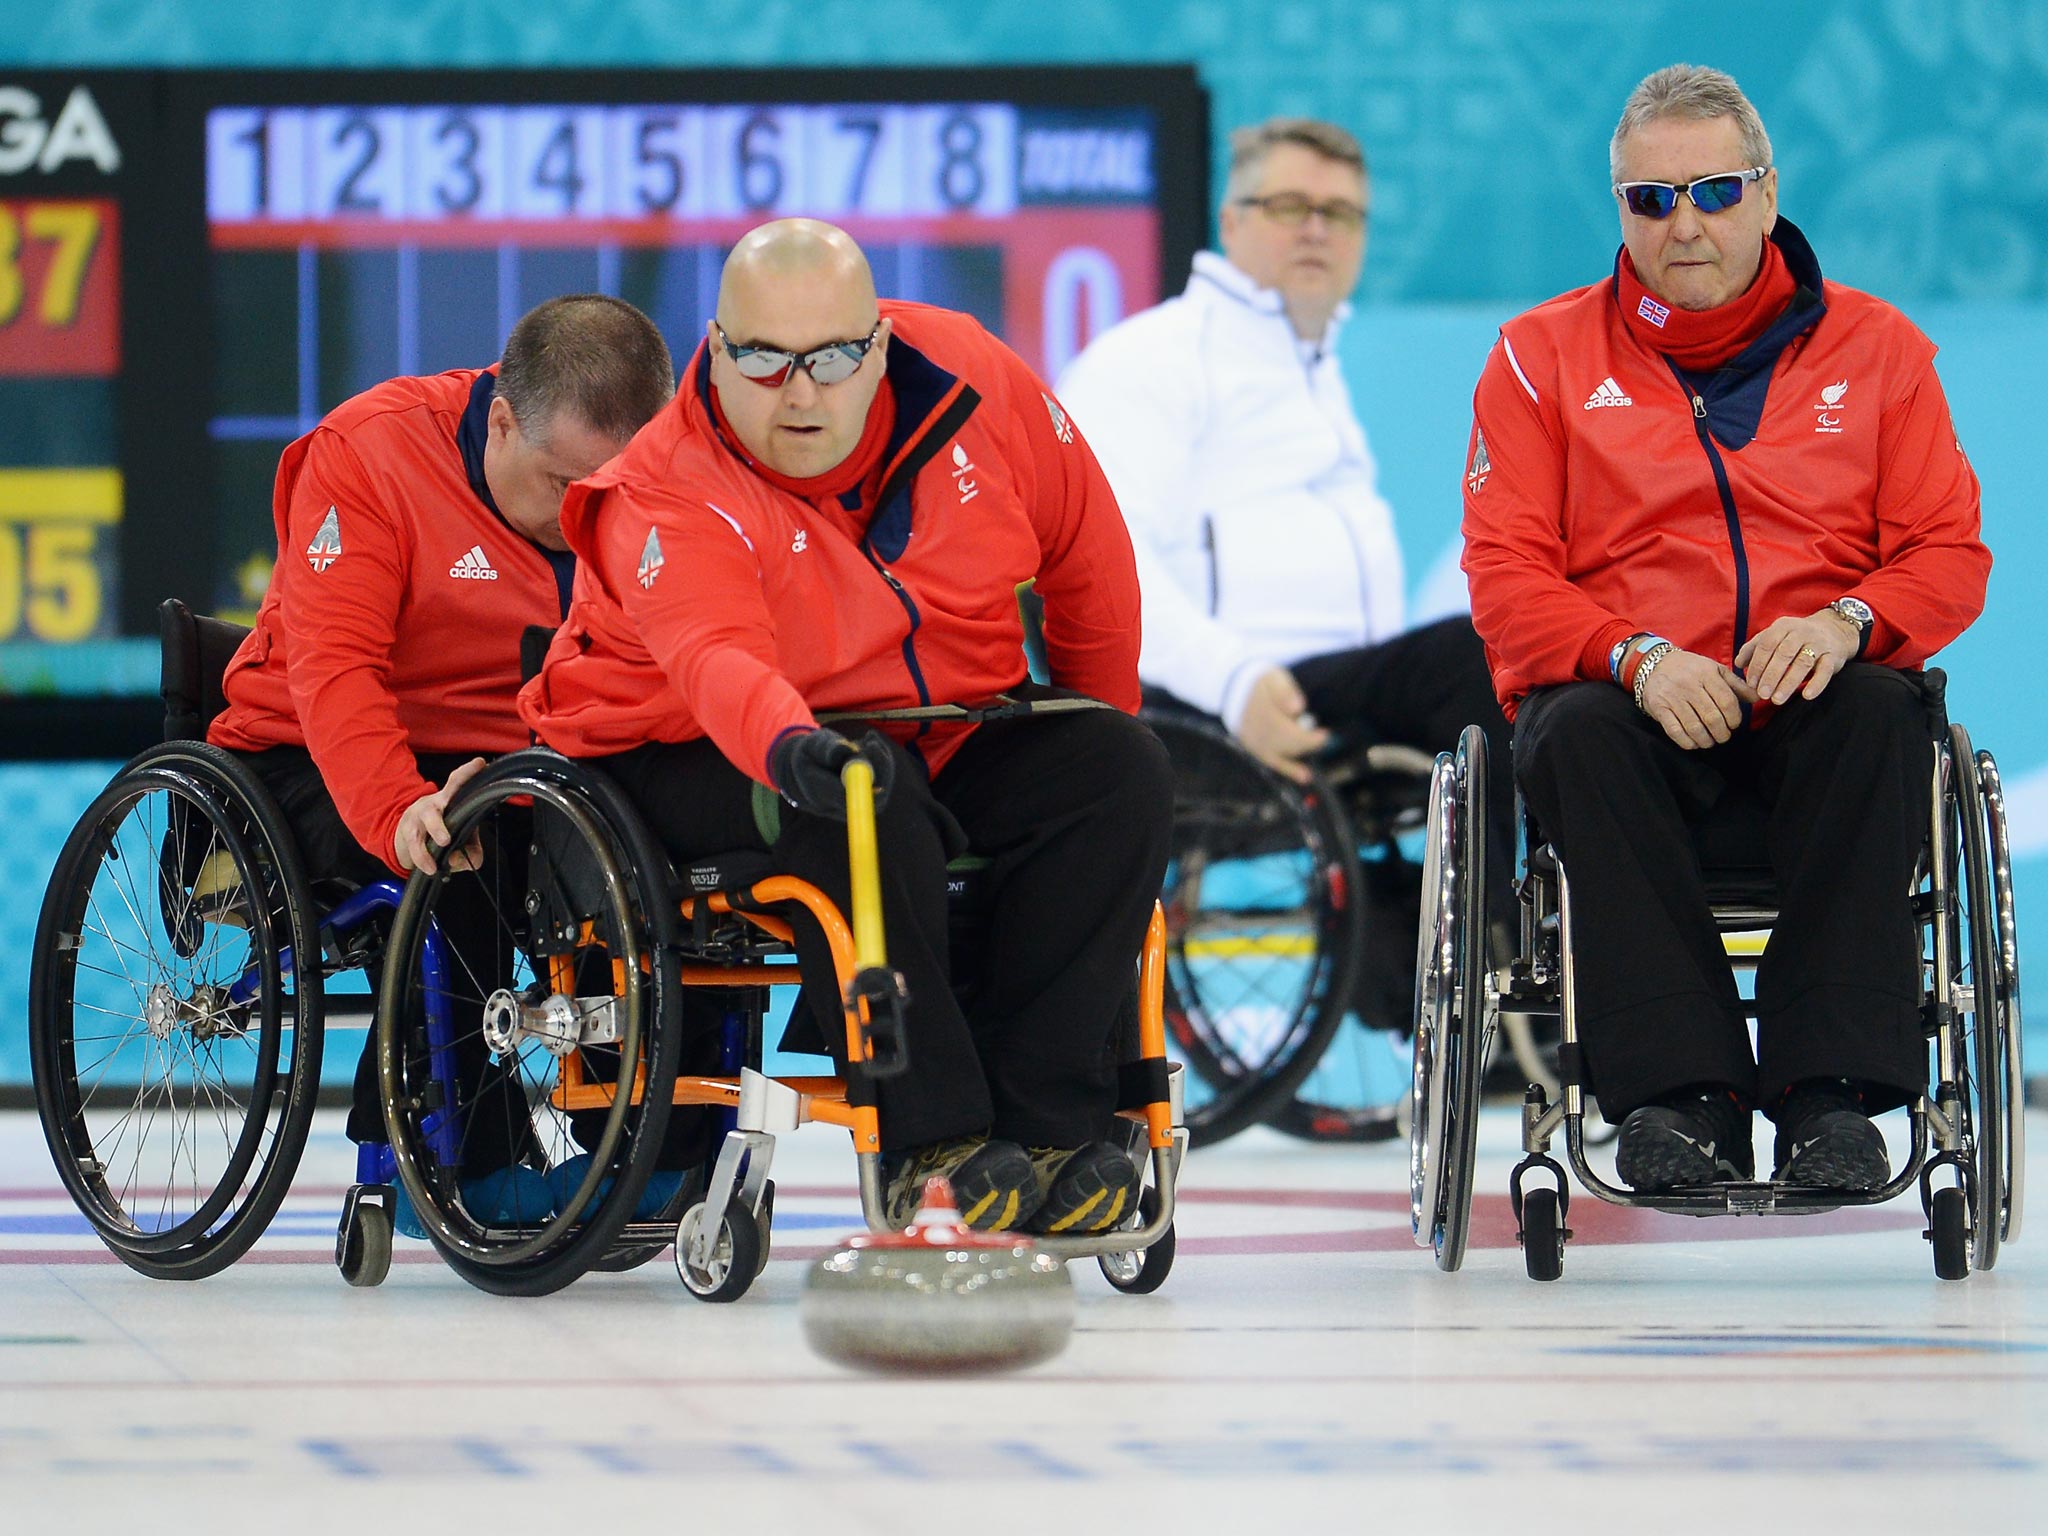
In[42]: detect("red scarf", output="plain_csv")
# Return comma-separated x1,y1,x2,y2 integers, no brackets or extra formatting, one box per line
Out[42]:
1619,238,1796,369
710,376,898,505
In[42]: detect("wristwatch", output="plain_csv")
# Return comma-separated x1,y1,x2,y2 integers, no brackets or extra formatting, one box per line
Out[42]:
1828,596,1874,657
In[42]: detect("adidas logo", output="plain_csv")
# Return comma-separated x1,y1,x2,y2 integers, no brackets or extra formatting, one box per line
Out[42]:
1583,376,1633,410
449,545,498,580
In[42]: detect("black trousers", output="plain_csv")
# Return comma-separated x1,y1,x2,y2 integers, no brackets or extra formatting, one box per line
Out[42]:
596,695,1173,1153
1512,665,1934,1122
233,745,532,1174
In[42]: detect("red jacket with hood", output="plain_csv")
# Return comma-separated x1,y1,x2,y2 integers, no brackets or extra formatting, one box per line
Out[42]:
520,301,1141,780
1462,220,1988,720
209,368,569,870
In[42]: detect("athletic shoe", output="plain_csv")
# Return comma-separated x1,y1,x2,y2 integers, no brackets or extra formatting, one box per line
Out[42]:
883,1136,1038,1230
1613,1087,1755,1191
389,1164,553,1239
545,1153,692,1222
1772,1079,1891,1191
1023,1141,1141,1234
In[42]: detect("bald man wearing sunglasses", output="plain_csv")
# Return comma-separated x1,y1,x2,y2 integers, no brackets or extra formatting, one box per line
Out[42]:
1462,64,1988,1194
521,218,1169,1235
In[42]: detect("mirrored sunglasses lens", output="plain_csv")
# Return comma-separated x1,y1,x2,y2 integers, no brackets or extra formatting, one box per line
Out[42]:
804,347,864,385
1689,175,1746,213
1624,184,1678,218
734,349,797,383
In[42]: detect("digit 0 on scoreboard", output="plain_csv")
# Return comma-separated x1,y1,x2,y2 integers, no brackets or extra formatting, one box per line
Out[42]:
0,198,119,376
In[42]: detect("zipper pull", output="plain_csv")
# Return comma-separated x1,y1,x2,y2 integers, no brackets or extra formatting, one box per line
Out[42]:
1691,394,1707,420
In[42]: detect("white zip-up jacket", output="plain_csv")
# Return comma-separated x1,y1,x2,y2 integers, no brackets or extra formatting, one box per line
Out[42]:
1055,251,1404,728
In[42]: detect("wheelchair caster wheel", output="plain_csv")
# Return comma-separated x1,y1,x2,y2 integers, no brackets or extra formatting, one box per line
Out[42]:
1929,1186,1969,1281
755,1179,775,1279
338,1201,393,1288
676,1197,762,1302
1098,1188,1173,1294
1519,1186,1565,1282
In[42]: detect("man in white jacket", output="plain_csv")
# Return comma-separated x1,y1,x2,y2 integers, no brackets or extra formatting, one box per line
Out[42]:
1057,118,1512,1018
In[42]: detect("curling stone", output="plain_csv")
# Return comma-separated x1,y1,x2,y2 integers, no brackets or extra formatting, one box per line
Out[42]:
801,1175,1074,1373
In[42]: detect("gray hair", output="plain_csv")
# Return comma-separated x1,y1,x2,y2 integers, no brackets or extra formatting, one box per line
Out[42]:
1609,64,1773,181
1224,117,1367,205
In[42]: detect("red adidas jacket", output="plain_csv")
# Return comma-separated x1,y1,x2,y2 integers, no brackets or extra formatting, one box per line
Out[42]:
209,368,563,872
521,301,1141,780
1462,224,1988,720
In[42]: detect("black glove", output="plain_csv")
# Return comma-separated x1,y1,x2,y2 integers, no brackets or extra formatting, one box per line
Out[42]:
769,728,896,821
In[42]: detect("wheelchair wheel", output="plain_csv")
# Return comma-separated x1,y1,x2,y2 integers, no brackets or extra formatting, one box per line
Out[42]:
1948,726,2008,1273
30,742,324,1280
1410,726,1490,1272
1098,1187,1174,1294
1519,1187,1564,1282
377,751,682,1297
1143,707,1362,1145
675,1196,762,1303
1972,747,2024,1247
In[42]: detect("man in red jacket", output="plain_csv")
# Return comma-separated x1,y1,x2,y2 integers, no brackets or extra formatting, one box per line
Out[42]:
1461,65,1989,1193
209,294,675,1222
522,219,1171,1233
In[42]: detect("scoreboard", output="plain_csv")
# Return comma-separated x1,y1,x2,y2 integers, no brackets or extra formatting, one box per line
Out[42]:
0,68,1207,672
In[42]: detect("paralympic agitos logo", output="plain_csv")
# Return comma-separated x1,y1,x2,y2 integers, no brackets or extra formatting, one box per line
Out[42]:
0,85,121,175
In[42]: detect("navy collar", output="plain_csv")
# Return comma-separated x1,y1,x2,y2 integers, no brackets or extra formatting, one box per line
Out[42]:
456,369,503,518
1626,218,1829,453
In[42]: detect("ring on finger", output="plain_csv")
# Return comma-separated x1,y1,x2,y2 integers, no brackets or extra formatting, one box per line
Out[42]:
1797,646,1818,661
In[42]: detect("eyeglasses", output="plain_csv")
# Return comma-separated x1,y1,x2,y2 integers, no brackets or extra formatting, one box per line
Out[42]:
1233,193,1368,233
1613,167,1770,220
714,321,882,386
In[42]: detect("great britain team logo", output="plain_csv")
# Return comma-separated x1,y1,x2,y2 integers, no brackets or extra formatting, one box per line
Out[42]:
305,507,342,572
1042,392,1074,444
1815,378,1849,434
637,527,664,588
1466,427,1491,494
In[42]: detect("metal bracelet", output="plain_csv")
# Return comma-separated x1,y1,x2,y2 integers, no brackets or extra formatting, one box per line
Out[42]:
1630,642,1674,711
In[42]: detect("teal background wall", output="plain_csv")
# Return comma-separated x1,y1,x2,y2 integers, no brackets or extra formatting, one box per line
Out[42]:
4,1,2044,1082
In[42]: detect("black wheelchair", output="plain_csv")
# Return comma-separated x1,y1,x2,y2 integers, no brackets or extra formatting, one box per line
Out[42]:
360,710,1186,1299
1410,670,2025,1281
1142,694,1561,1144
31,600,367,1278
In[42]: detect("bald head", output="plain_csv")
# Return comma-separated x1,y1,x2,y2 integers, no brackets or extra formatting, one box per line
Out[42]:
716,219,877,337
708,219,893,480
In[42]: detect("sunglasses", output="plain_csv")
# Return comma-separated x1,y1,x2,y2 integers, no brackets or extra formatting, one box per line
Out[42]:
715,321,882,386
1233,193,1368,233
1613,166,1769,220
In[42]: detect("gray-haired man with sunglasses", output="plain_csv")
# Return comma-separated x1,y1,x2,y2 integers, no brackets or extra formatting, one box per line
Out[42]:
1462,64,1988,1196
1059,115,1516,1032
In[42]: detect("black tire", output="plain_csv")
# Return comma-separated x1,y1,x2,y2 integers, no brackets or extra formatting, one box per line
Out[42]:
1098,1186,1174,1294
675,1197,762,1302
1929,1185,1969,1281
1949,726,2005,1274
1972,749,2025,1246
1142,707,1361,1145
1520,1187,1564,1282
377,751,681,1297
30,742,324,1281
1410,727,1489,1273
339,1200,394,1288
